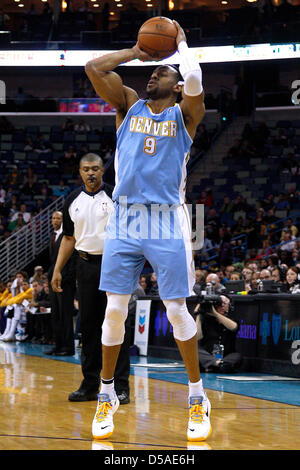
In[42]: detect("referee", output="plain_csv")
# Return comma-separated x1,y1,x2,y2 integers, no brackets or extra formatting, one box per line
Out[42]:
51,153,131,404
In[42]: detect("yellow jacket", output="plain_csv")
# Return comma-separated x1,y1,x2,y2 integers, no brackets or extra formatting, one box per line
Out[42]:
0,291,13,307
6,288,33,306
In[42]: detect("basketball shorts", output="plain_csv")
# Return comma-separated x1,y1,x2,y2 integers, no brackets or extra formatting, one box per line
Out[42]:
100,202,196,300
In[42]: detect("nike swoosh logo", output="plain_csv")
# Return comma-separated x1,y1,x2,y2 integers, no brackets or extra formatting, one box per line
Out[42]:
189,428,195,432
101,425,110,430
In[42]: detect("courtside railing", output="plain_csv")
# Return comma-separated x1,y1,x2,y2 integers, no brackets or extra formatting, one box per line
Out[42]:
0,196,65,283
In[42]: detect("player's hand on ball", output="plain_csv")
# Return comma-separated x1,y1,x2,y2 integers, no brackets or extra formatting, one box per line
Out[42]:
132,43,156,62
172,20,186,47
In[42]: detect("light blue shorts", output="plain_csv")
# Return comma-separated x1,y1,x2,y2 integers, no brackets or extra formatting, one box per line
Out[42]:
100,203,195,300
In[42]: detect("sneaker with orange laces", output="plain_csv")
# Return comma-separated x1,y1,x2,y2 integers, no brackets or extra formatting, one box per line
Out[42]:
92,393,119,440
187,395,212,441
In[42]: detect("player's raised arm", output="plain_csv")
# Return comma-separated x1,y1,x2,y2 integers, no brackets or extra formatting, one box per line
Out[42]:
173,21,205,140
85,46,153,122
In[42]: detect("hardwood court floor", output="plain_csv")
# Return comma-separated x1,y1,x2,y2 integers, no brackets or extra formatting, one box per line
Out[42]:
0,347,300,450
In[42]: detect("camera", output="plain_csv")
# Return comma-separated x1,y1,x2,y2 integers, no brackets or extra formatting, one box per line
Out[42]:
196,294,223,315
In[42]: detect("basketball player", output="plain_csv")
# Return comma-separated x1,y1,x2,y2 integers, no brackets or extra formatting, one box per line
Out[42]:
85,20,211,442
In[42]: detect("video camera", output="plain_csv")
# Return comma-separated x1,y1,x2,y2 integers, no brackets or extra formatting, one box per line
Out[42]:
196,294,223,315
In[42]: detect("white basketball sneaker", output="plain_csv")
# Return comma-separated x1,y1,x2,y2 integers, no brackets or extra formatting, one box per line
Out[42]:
92,393,119,440
187,395,212,441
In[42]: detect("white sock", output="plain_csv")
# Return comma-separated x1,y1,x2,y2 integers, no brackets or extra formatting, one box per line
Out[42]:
189,378,205,398
100,378,116,399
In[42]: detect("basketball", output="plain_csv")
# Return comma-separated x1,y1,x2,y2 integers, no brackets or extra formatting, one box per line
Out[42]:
137,17,178,60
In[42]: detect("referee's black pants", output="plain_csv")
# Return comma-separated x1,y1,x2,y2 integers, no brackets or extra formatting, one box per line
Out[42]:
76,255,131,394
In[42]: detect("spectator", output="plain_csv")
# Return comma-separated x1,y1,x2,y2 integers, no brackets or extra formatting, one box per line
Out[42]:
193,269,206,295
10,204,31,224
61,146,78,176
197,190,213,209
8,213,26,233
220,196,234,215
261,194,275,212
275,193,290,211
259,269,272,280
138,275,147,291
230,271,242,280
223,265,235,282
62,118,75,132
53,179,71,198
281,218,298,240
205,273,226,294
74,118,91,132
29,266,44,284
285,267,300,294
148,272,159,296
34,134,52,154
280,229,296,252
242,266,253,291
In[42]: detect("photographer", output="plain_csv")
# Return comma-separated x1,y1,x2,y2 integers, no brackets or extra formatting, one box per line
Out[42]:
194,295,242,373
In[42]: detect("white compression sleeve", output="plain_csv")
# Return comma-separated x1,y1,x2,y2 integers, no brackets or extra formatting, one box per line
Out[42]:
178,41,203,96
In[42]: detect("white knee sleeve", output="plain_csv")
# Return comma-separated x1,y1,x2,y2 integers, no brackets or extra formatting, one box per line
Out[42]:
101,293,131,346
163,299,197,342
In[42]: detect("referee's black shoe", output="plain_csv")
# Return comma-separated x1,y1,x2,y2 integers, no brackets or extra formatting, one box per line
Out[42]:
68,389,99,402
116,391,130,405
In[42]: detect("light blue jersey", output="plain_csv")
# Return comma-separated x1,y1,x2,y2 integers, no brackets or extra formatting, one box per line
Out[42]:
100,99,196,299
113,99,193,205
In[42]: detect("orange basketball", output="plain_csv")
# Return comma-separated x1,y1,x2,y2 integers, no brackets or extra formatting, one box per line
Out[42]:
137,16,178,60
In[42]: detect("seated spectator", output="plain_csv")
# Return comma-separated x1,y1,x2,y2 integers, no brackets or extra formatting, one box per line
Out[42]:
5,166,21,189
24,136,35,152
74,118,91,133
53,179,71,197
275,193,290,212
8,213,26,233
250,271,261,291
285,266,300,294
259,269,272,281
230,271,242,280
148,272,159,296
3,279,33,342
231,217,246,237
197,190,213,209
29,266,44,283
223,265,235,282
61,146,78,175
232,194,249,213
261,194,275,212
242,266,253,291
281,218,298,240
271,266,286,285
220,196,234,214
24,279,44,342
138,275,147,292
22,176,39,197
280,229,296,252
62,118,74,131
34,134,52,154
205,273,226,294
10,204,31,224
195,295,242,373
193,269,206,295
256,239,274,259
